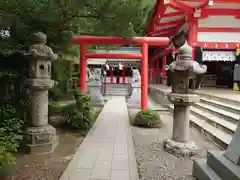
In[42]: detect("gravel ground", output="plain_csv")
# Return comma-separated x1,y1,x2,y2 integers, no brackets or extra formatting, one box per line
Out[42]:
7,129,84,180
6,106,103,180
129,110,219,180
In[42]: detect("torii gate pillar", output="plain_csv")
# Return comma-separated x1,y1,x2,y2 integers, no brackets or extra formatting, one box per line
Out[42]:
141,43,148,109
74,36,169,109
80,43,87,93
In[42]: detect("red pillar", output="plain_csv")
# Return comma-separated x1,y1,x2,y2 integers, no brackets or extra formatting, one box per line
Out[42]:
141,43,148,110
79,43,87,92
156,58,160,84
110,67,113,83
188,17,198,60
161,56,167,84
122,66,126,84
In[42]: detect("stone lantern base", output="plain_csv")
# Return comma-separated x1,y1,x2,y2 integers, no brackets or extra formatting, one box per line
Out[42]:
164,139,198,157
164,93,200,157
127,82,141,109
24,125,58,155
87,80,104,106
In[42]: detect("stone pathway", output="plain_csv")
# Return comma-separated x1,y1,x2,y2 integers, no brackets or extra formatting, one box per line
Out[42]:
59,97,138,180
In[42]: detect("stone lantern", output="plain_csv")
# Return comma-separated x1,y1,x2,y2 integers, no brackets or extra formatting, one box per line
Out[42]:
87,68,104,106
24,32,58,154
127,69,141,108
164,41,207,157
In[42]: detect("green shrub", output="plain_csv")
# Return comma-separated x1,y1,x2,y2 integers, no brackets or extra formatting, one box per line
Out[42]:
0,147,15,176
49,86,64,101
49,57,72,101
49,101,63,116
134,109,162,128
62,90,95,130
0,104,24,152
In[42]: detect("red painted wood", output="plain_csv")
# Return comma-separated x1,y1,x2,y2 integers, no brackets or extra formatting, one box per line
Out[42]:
146,0,240,38
141,43,148,109
110,68,113,83
197,27,240,33
161,56,167,78
156,19,185,27
194,42,240,49
122,66,126,84
170,0,194,13
146,0,162,34
72,36,169,46
86,53,143,59
79,43,87,92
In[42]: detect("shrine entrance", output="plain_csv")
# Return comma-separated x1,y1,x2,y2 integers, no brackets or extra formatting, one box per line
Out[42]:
72,36,169,109
102,60,140,97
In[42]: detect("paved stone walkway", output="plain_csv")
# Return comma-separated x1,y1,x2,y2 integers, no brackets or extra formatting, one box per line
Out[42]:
60,97,138,180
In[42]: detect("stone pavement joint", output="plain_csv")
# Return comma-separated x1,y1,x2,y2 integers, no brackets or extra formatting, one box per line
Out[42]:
59,96,139,180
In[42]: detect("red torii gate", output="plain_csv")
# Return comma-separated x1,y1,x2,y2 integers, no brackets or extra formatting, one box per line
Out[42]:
72,36,169,109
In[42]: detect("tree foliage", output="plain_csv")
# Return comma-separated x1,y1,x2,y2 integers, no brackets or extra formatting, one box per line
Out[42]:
0,0,154,55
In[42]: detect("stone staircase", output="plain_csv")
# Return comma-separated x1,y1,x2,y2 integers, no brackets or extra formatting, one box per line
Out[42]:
103,84,131,96
149,87,240,149
193,150,240,180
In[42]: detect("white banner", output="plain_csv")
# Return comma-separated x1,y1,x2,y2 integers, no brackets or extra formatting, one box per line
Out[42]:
202,50,236,62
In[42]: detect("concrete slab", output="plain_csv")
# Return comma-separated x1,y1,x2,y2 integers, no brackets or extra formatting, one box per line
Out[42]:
59,97,139,180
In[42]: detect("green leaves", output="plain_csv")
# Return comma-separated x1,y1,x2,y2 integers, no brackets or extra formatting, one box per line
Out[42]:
134,109,163,128
0,104,24,152
0,0,153,55
62,90,95,130
0,146,16,172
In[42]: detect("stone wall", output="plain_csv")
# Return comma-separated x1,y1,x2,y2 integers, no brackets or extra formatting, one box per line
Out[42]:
148,87,171,107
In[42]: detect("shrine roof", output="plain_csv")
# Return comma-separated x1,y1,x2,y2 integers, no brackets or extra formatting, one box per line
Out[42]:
146,0,240,38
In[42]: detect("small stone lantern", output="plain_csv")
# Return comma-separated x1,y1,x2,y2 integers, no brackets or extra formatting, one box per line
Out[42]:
87,68,104,106
127,69,141,108
164,41,207,157
24,32,58,154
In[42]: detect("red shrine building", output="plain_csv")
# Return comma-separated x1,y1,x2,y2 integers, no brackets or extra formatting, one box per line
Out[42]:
146,0,240,89
72,0,240,109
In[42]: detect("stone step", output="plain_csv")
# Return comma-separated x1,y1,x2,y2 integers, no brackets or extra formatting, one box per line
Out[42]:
198,92,240,107
106,93,128,96
105,87,129,90
105,88,129,94
168,104,232,148
200,98,240,115
106,90,129,94
106,89,129,93
104,84,130,88
193,102,239,125
207,151,240,180
190,106,237,135
193,159,223,180
190,114,232,149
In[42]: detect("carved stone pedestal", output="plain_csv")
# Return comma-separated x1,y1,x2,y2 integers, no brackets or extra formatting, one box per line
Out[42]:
164,93,200,157
87,80,104,106
87,68,104,106
164,139,198,157
24,125,58,155
24,79,58,154
127,82,141,109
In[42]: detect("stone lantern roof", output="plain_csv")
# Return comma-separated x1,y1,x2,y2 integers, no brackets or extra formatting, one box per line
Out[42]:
178,42,193,60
